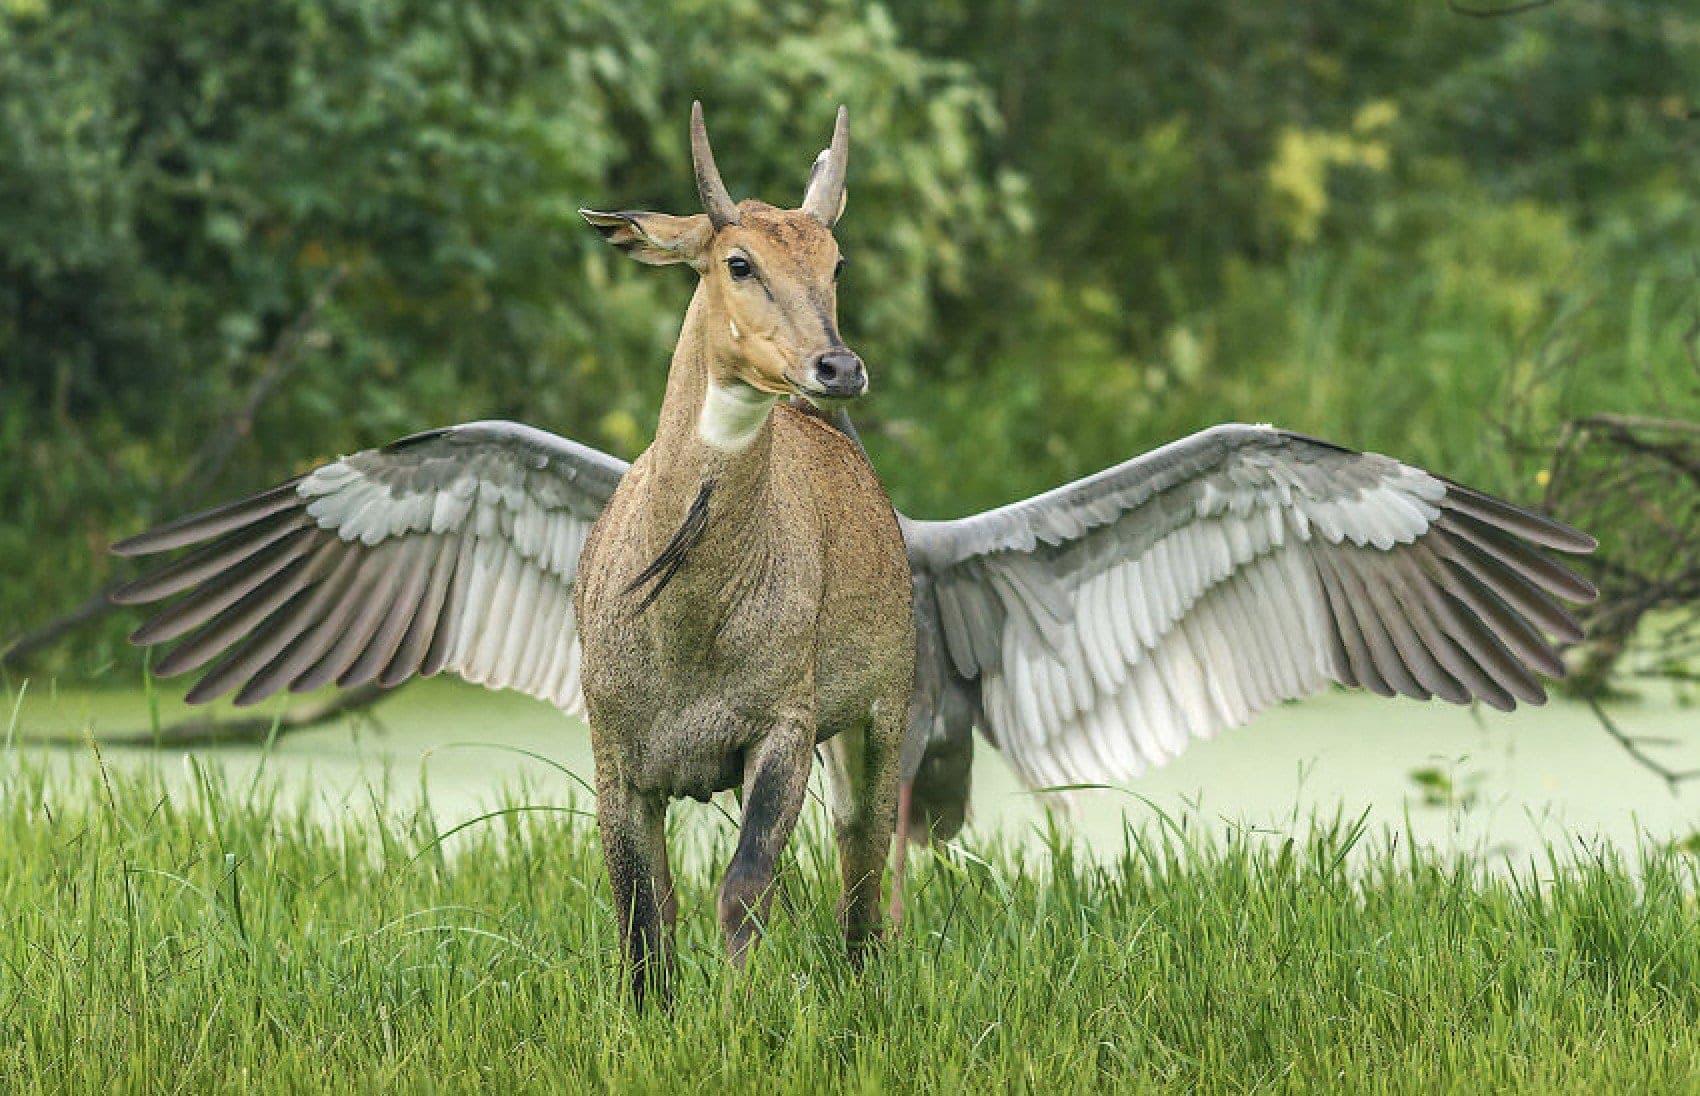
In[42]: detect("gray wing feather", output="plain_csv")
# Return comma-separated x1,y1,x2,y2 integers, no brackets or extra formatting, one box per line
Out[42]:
112,420,628,711
905,423,1596,790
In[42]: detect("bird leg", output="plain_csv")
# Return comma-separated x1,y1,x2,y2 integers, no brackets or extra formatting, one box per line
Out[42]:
888,780,913,928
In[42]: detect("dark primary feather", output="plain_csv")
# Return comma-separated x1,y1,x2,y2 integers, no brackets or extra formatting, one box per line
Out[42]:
111,480,308,557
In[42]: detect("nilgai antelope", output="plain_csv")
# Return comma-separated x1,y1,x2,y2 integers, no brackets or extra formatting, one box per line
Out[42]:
113,103,915,1007
111,102,1599,997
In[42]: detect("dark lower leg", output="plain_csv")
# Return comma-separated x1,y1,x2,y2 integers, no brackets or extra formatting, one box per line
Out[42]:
837,828,886,961
719,727,811,966
835,723,900,963
598,784,673,1009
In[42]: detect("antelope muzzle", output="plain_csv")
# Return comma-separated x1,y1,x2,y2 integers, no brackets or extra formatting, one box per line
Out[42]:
805,349,867,401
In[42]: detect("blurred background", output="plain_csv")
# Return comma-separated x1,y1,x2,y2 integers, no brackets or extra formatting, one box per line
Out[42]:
3,0,1698,853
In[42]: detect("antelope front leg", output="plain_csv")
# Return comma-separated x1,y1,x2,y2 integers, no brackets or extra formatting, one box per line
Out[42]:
597,777,675,1010
720,722,813,966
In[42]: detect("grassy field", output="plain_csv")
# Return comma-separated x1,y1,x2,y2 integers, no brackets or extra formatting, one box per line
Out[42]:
3,755,1700,1094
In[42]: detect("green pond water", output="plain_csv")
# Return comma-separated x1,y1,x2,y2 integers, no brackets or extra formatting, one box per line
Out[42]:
7,678,1700,863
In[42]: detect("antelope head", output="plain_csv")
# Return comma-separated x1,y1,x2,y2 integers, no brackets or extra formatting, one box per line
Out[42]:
582,102,861,446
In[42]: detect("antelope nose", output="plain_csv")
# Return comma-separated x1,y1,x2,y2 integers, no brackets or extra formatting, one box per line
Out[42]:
811,351,866,398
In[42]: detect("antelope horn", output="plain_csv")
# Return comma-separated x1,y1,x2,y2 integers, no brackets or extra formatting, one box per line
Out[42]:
801,105,849,226
690,100,740,229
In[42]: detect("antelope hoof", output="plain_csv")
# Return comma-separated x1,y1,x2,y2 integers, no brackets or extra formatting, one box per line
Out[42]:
630,957,675,1013
845,923,887,971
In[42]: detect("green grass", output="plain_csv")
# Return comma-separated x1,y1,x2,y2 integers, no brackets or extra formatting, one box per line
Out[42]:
3,756,1700,1094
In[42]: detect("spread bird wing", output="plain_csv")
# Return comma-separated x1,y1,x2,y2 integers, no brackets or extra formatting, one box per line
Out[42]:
901,423,1597,790
111,421,628,712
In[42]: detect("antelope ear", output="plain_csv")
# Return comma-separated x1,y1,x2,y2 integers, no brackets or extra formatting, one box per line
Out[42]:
580,210,712,268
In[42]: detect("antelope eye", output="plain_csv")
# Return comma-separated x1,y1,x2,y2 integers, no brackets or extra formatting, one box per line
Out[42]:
726,255,754,280
834,256,847,279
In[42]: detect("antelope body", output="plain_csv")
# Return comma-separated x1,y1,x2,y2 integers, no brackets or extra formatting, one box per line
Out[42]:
574,112,913,1003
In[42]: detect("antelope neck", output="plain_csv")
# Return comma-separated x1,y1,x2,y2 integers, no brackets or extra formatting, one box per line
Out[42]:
648,287,779,528
698,380,777,451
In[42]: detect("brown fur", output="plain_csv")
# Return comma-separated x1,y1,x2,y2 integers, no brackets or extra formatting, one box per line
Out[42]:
576,179,914,1006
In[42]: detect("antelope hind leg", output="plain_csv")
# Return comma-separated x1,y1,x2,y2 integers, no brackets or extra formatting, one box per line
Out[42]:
719,721,813,966
827,704,903,963
597,776,675,1010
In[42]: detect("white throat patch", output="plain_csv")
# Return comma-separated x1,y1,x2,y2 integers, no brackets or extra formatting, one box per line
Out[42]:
697,381,777,451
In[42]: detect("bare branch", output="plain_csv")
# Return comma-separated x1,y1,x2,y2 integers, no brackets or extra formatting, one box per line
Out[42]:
1585,697,1700,792
180,265,348,489
1493,288,1700,786
0,590,122,670
16,684,389,750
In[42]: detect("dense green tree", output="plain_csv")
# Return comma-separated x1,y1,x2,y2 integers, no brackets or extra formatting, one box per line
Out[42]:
875,0,1700,514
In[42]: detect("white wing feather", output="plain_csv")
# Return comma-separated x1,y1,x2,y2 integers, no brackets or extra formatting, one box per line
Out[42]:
905,424,1595,789
112,421,626,712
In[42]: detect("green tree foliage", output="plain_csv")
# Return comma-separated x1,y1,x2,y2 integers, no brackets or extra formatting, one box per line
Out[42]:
3,0,1698,677
877,0,1700,516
